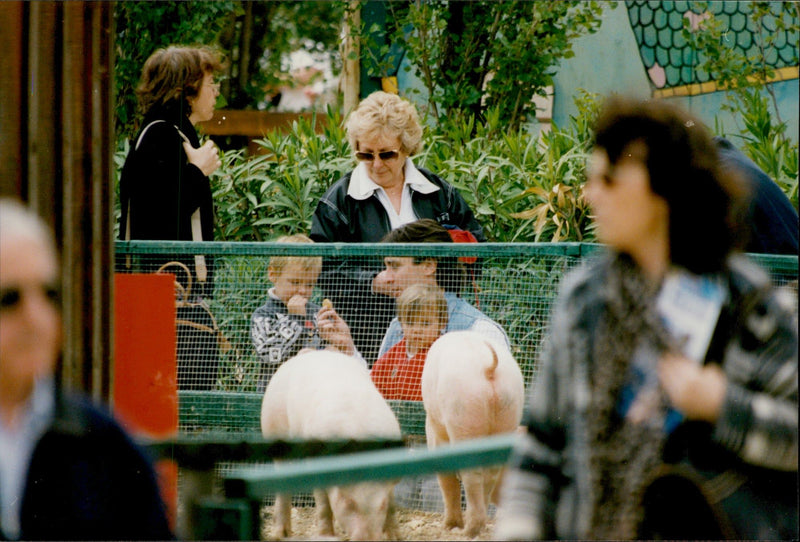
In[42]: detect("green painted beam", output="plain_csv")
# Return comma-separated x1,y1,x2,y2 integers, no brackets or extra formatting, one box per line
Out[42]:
179,391,263,432
115,240,798,271
223,433,517,497
143,434,406,470
114,240,606,258
178,391,429,436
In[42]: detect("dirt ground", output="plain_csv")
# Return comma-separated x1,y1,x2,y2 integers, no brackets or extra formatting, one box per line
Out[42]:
260,505,497,541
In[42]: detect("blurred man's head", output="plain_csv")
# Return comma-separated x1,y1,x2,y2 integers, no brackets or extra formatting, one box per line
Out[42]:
0,199,62,405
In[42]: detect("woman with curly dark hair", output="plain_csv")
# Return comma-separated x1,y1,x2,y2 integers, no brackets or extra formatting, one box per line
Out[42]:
495,97,797,540
119,45,226,390
120,45,225,248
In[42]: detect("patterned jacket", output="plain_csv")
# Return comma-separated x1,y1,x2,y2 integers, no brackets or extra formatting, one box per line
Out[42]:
250,293,323,391
495,252,798,540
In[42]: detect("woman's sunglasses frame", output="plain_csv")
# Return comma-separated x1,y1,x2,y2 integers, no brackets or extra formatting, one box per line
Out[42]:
355,149,400,162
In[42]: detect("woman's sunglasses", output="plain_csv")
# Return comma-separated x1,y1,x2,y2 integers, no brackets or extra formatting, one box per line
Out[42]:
355,150,400,162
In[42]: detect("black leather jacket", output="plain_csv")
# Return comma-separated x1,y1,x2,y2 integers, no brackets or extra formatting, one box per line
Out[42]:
310,166,486,243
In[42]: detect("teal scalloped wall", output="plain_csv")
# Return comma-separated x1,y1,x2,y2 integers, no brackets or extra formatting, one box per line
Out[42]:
627,1,797,89
392,2,798,143
551,2,798,143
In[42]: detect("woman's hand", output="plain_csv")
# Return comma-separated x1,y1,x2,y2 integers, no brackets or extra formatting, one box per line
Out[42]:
658,353,727,423
183,140,221,177
317,306,356,356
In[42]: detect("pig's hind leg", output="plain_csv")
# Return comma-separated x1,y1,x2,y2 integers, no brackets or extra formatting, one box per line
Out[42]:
272,492,293,539
462,468,489,537
427,416,464,530
314,488,335,536
437,471,465,530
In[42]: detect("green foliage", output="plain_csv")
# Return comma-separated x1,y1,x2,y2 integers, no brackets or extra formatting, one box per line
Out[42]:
685,1,799,208
115,1,344,140
223,1,344,109
209,256,270,392
478,255,575,379
383,0,606,131
206,93,602,243
732,88,799,206
115,1,239,139
210,108,353,241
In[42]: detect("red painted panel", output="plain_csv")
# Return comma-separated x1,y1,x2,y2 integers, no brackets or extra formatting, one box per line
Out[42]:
113,273,178,528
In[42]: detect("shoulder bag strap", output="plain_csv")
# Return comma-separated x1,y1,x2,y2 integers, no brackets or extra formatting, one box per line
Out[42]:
171,125,208,281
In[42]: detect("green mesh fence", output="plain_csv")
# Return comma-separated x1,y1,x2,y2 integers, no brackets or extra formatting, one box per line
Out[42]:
115,240,798,432
116,241,797,527
115,241,602,413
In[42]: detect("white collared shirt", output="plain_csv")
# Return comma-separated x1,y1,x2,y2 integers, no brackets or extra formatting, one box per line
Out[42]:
347,158,440,230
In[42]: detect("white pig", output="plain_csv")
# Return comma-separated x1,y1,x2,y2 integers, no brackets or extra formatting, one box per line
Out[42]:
260,350,401,541
422,331,525,537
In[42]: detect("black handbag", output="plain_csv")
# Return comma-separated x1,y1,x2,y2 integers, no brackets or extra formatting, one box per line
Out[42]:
157,261,228,390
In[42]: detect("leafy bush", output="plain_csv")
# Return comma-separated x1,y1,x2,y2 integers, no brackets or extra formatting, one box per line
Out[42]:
115,1,345,140
207,92,601,243
210,109,353,241
382,1,606,131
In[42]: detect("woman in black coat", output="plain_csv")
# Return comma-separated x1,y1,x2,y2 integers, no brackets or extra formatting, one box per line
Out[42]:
119,45,224,257
118,45,225,389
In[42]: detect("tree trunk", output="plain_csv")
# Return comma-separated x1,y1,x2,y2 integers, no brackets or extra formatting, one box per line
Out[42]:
342,1,361,115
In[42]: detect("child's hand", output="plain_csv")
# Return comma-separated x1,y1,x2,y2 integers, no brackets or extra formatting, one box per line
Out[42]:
286,295,308,316
317,306,356,356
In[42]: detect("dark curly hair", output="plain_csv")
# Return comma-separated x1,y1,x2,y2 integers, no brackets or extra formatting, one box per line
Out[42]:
136,45,226,116
593,96,749,274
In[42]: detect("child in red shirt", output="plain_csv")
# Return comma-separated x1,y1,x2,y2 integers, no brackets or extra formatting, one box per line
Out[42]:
370,283,448,400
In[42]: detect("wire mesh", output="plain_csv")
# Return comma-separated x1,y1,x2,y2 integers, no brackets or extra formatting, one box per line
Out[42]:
115,241,597,403
116,241,798,530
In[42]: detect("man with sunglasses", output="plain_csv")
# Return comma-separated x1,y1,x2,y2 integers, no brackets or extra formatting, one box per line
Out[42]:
310,91,485,364
0,198,173,540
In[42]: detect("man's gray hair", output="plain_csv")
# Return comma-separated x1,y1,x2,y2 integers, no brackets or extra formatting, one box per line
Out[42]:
0,198,57,256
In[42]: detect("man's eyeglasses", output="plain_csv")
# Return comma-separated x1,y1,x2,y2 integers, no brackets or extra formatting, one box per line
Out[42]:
0,284,61,312
355,150,400,162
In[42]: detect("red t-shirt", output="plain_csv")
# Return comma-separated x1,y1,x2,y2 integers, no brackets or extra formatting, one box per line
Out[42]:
370,339,428,401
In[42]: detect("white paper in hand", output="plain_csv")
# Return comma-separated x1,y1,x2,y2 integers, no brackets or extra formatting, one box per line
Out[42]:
656,268,726,363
